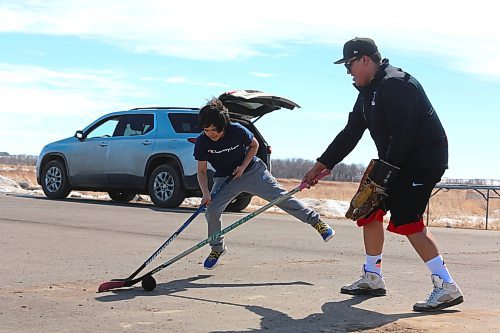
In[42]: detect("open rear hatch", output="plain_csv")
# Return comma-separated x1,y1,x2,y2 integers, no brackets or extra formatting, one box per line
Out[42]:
218,90,300,120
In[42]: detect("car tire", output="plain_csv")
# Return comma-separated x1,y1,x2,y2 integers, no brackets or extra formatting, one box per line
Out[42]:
108,191,136,203
148,164,186,208
225,193,253,212
41,160,72,199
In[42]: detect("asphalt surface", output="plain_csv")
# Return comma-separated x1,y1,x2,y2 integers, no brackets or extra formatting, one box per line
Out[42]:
1,193,499,333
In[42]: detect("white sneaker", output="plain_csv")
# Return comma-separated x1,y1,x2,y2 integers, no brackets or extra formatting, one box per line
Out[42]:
413,274,464,312
340,265,386,296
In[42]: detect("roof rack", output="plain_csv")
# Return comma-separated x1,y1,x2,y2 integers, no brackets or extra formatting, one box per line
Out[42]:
129,107,199,111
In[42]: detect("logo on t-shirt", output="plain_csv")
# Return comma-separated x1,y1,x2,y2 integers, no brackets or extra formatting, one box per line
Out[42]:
208,144,240,154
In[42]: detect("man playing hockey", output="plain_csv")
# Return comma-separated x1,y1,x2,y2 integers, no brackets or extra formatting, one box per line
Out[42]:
303,37,463,312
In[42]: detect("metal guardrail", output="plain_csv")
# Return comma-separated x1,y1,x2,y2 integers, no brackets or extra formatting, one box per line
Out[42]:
427,184,500,230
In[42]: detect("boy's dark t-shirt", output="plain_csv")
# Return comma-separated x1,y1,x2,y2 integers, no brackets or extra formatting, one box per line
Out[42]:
194,122,256,177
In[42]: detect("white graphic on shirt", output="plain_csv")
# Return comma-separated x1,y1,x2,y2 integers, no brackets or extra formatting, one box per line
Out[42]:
208,144,240,154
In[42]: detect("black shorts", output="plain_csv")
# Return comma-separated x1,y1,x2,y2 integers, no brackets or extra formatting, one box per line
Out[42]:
385,167,445,227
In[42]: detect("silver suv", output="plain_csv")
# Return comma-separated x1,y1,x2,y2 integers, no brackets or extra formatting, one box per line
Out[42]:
36,90,299,211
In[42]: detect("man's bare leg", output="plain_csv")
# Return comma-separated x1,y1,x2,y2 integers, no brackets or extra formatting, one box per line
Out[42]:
363,221,384,255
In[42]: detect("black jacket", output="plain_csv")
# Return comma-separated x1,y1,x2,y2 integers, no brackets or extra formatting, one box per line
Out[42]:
318,59,448,170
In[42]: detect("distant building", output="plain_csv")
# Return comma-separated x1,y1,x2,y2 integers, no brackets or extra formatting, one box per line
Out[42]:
0,152,10,157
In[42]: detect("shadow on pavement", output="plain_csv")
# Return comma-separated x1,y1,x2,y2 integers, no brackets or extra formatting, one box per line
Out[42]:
19,194,192,212
20,194,245,215
94,274,313,302
191,294,458,333
95,275,459,332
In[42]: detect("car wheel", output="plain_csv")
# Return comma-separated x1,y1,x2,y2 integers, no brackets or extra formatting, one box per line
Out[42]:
225,193,253,212
108,191,136,203
41,160,72,199
148,164,186,208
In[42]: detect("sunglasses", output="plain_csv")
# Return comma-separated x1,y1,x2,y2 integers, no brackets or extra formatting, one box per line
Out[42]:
344,56,362,72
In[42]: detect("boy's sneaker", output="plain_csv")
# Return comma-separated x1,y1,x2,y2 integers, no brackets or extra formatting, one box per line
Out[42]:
203,247,226,270
314,220,335,242
340,265,387,296
413,274,464,312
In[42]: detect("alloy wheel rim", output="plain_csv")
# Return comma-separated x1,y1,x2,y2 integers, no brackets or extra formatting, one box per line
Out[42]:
153,171,174,201
45,166,62,192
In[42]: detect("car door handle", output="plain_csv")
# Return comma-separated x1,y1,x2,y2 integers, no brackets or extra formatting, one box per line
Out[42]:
99,142,108,147
142,140,153,145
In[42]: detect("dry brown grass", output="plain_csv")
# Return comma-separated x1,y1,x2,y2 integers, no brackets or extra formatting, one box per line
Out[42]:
426,188,500,230
0,164,37,185
2,165,498,231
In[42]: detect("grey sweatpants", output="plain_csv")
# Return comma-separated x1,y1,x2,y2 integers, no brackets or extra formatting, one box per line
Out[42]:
206,158,320,251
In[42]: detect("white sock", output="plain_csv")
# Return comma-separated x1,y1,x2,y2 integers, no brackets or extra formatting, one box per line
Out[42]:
426,255,454,283
365,254,382,275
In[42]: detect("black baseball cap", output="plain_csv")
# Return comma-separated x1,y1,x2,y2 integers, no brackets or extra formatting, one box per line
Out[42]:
334,37,378,64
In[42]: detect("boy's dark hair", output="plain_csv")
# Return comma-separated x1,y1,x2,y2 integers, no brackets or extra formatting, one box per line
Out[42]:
198,98,229,132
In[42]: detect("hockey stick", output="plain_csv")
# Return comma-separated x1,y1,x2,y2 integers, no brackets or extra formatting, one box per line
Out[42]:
98,169,330,292
98,175,234,292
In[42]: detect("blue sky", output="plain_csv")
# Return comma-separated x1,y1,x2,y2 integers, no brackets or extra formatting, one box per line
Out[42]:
1,1,499,180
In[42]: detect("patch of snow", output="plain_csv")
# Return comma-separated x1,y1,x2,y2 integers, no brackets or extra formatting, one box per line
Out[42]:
0,175,29,194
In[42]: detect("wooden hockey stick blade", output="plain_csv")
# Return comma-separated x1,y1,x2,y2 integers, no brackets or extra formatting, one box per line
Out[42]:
98,280,130,292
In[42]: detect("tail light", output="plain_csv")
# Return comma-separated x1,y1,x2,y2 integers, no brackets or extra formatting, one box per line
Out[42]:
187,138,197,144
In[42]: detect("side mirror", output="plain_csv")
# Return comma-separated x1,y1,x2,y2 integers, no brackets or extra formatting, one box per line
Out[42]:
75,130,85,140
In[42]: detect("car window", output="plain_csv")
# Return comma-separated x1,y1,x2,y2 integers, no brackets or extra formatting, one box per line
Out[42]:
168,113,201,133
113,114,154,137
87,117,120,139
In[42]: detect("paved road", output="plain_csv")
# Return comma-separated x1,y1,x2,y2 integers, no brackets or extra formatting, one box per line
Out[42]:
1,193,499,332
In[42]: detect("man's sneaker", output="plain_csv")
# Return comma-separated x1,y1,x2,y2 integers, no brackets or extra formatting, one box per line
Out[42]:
413,274,464,312
340,265,386,296
314,220,335,242
203,247,226,270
